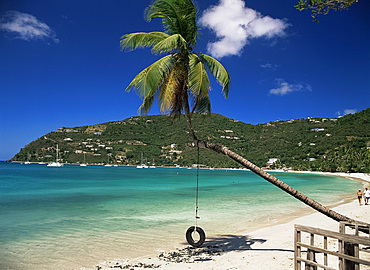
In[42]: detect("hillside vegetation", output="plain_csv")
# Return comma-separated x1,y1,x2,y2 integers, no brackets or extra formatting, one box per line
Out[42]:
10,108,370,172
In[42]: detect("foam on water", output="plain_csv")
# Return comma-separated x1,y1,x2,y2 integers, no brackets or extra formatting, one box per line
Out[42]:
0,163,361,269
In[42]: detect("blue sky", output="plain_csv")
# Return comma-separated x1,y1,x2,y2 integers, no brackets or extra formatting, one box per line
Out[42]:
0,0,369,160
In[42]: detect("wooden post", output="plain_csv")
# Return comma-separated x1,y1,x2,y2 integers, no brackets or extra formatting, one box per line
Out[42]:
324,236,328,267
339,223,345,270
344,242,356,270
339,222,358,270
295,226,301,270
354,224,359,270
306,233,317,270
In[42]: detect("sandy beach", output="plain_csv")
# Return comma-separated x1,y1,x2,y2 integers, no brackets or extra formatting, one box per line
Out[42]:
89,172,370,270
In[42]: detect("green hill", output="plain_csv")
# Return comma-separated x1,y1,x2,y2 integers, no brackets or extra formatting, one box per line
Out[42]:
10,108,370,172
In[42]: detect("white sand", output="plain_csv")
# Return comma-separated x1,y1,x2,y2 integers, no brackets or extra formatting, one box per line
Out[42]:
91,173,370,270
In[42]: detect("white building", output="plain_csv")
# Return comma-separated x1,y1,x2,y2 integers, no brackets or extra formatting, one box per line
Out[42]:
267,158,280,165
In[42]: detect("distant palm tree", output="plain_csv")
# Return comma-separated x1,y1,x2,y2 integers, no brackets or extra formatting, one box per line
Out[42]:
120,0,364,225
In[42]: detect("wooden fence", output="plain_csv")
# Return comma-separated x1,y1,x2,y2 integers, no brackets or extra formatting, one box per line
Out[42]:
294,222,370,270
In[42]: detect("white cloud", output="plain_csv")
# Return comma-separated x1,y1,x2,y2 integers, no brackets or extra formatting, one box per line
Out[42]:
260,63,279,69
199,0,289,58
269,79,312,96
344,109,357,115
335,109,357,117
0,11,59,43
260,63,272,68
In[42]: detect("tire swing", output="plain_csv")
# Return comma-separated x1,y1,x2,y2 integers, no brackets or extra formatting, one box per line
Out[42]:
186,145,206,248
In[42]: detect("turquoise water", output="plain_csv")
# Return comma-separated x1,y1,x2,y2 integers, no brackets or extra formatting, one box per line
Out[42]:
0,162,361,269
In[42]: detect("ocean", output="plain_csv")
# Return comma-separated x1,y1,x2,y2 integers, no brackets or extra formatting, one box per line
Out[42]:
0,162,361,269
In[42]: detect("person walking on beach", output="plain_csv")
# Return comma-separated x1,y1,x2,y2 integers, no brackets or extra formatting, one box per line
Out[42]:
357,189,363,205
364,188,370,205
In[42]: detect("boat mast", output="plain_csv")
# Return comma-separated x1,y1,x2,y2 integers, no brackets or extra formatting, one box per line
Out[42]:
56,144,59,162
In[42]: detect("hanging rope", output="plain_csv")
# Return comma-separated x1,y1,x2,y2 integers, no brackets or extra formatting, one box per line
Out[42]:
186,143,206,248
195,145,200,225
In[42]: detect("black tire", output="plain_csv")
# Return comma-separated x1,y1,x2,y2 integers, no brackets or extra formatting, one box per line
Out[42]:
186,226,205,247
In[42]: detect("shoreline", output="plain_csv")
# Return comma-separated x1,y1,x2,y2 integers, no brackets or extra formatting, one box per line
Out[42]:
270,169,370,183
91,199,370,270
7,160,370,181
87,172,370,270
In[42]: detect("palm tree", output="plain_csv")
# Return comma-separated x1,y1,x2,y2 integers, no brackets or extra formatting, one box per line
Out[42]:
121,0,230,120
120,0,365,225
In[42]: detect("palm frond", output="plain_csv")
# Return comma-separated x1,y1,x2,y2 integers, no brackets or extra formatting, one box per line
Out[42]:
152,34,187,54
199,53,231,98
126,55,175,114
120,32,169,51
145,0,198,47
138,92,155,115
194,97,211,114
158,61,188,115
188,54,211,113
158,68,177,113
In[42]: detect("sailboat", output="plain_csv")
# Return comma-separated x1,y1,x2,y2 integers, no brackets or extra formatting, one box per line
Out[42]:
47,144,63,167
137,153,148,168
149,158,156,168
104,153,112,167
24,153,31,164
80,152,87,167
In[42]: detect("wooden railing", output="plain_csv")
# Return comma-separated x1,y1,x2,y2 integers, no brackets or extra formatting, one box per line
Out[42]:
294,223,370,270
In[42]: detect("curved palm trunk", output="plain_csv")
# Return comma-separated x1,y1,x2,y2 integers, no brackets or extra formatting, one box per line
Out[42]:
185,115,367,226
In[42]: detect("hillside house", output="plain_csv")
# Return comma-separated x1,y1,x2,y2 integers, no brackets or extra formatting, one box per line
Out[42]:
267,158,280,168
267,158,279,165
